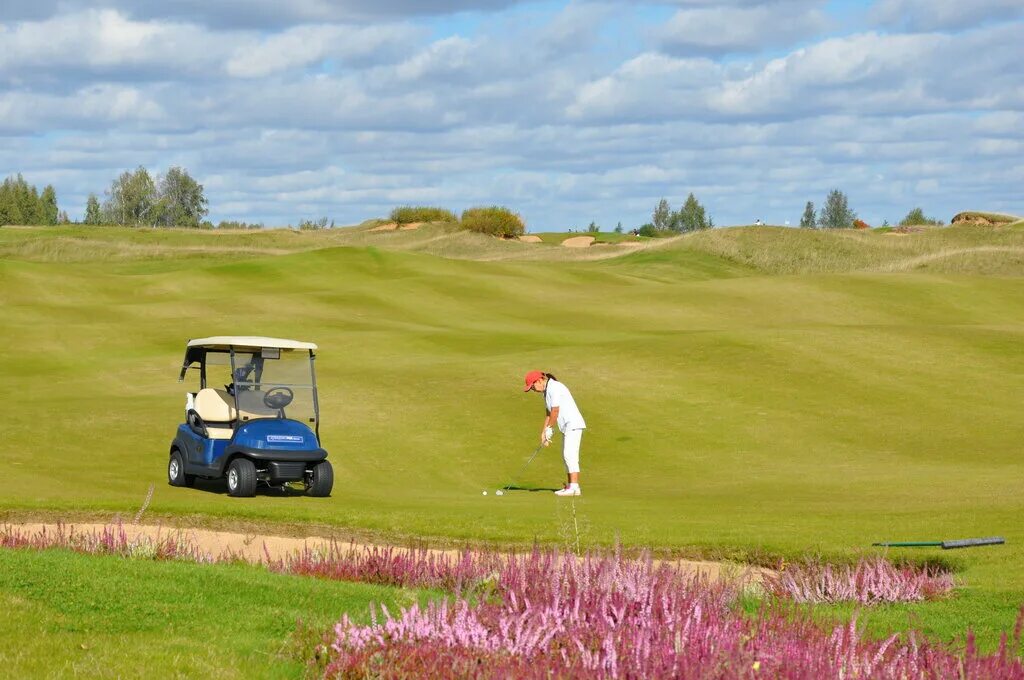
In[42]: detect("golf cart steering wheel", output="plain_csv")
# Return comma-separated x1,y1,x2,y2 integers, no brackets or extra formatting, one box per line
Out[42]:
263,386,294,410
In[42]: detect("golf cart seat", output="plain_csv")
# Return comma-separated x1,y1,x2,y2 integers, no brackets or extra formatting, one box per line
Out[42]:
191,387,282,440
193,388,236,440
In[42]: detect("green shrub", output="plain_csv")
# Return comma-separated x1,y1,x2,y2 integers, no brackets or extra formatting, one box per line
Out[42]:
298,217,331,230
900,208,943,226
389,206,457,225
460,206,525,238
637,224,660,237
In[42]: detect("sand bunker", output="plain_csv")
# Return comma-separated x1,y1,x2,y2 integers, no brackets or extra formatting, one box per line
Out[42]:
8,522,770,583
518,235,543,243
562,236,596,248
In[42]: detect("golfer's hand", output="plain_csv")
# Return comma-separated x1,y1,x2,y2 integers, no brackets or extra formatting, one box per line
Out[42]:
541,426,553,446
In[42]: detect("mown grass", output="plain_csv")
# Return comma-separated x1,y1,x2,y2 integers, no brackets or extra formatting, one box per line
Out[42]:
0,547,426,678
1,224,1023,650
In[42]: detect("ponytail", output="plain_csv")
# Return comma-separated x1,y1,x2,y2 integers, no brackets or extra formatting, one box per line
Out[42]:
544,373,558,382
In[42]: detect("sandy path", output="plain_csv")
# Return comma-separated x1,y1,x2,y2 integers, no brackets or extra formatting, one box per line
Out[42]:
9,522,769,583
518,235,543,243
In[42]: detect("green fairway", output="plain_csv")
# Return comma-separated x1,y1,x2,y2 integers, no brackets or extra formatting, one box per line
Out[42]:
2,223,1023,647
0,547,422,678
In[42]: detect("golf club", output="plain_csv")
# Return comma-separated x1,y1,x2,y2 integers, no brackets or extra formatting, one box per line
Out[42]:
498,442,544,494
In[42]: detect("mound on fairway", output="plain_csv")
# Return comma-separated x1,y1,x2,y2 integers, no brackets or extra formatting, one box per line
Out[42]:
951,211,1022,226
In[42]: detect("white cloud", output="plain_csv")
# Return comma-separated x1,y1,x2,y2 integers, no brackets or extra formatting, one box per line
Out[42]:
567,52,720,120
870,0,1024,32
570,24,1024,123
657,2,827,55
0,0,527,28
226,23,419,77
0,1,1022,229
0,9,230,80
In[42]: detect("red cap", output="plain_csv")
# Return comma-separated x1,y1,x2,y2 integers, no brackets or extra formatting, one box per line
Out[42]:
523,370,544,391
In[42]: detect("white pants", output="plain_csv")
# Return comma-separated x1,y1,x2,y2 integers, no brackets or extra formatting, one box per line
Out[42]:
562,428,583,474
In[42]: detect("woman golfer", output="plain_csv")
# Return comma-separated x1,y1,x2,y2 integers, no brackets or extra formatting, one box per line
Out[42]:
523,371,586,496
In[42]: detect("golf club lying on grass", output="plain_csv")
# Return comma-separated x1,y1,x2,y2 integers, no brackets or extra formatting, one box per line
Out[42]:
872,537,1005,549
484,443,544,497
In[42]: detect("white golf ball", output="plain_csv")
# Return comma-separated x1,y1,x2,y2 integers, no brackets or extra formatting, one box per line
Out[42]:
482,491,487,496
495,490,504,496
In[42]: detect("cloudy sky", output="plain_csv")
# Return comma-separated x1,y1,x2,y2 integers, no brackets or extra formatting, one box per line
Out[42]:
2,0,1022,229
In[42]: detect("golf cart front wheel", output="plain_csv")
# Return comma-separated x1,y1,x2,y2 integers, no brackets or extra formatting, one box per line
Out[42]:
226,458,257,497
168,450,194,488
306,460,333,497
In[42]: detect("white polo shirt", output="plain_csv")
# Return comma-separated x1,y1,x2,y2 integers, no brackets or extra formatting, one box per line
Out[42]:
544,379,586,433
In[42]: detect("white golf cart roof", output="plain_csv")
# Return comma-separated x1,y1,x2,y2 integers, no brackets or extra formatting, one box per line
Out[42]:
187,336,318,351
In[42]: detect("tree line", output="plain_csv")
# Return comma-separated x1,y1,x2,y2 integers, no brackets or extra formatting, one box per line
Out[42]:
0,167,210,228
84,166,209,227
635,193,713,236
799,189,944,229
0,175,64,226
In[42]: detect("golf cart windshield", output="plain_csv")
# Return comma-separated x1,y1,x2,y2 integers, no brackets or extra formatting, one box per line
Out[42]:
205,349,318,426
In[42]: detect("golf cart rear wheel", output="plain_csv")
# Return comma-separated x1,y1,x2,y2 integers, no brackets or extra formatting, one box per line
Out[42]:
306,460,333,497
168,450,194,487
226,458,257,497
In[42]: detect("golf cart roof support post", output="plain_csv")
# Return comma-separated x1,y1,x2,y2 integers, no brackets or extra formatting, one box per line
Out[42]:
309,349,320,441
229,347,240,433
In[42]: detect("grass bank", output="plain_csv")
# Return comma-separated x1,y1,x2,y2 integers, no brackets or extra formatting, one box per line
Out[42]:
0,547,425,678
1,224,1022,648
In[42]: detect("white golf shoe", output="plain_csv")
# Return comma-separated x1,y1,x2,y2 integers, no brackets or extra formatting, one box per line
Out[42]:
554,484,581,497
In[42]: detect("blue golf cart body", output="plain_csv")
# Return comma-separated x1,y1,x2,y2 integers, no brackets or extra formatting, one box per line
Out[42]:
167,336,334,497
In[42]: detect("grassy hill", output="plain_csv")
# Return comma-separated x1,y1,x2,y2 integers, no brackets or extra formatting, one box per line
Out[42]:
2,222,1024,646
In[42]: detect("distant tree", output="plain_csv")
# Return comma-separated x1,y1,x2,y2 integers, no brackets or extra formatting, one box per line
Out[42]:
818,189,856,229
799,201,816,228
0,174,39,225
899,207,942,226
675,193,712,232
105,167,158,226
652,198,672,231
0,175,25,225
637,224,659,237
157,167,208,227
614,221,623,233
38,185,59,225
0,174,59,226
298,217,330,230
84,193,102,225
881,219,890,227
587,221,600,233
58,210,70,224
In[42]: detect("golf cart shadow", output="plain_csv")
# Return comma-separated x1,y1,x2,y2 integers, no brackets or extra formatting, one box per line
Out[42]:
189,478,320,498
503,484,561,493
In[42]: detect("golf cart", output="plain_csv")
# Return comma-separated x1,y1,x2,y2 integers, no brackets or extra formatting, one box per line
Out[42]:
168,336,333,497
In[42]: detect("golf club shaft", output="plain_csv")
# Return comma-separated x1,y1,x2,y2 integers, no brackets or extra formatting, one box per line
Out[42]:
503,444,544,491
